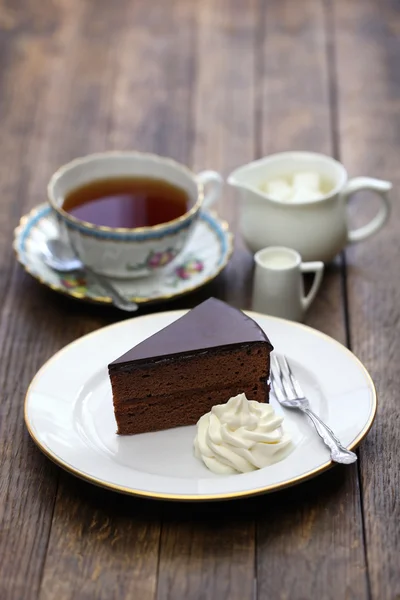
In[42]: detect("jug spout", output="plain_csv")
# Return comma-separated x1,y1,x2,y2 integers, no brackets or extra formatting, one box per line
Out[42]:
227,170,262,199
227,173,248,192
227,161,270,199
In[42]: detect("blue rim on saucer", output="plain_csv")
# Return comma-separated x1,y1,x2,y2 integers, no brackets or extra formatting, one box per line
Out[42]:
13,204,234,305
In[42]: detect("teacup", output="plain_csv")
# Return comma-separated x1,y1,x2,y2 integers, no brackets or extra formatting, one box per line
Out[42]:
228,151,392,262
48,152,223,278
252,246,324,322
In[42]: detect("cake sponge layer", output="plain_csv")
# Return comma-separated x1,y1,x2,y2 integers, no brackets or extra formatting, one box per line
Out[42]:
114,383,269,435
110,343,270,435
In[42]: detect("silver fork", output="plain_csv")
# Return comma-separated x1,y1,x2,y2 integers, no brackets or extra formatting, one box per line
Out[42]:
271,354,357,465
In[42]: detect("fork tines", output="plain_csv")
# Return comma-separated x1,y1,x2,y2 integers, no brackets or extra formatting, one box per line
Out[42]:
271,354,304,400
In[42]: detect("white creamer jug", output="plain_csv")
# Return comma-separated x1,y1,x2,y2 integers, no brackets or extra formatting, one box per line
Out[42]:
228,151,391,262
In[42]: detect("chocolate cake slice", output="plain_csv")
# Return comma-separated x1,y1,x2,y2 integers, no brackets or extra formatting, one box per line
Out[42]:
108,298,273,435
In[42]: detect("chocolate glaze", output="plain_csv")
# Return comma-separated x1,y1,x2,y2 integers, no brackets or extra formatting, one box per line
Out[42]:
109,297,273,370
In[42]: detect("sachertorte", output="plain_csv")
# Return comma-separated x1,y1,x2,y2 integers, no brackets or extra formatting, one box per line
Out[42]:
108,298,273,435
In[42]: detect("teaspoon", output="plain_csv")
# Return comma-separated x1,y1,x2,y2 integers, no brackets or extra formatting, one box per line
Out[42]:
42,239,139,312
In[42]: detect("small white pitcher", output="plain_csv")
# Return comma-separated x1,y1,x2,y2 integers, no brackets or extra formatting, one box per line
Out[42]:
252,247,324,321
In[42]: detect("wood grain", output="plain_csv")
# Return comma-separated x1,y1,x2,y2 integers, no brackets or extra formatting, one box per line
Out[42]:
40,478,161,600
255,1,368,598
1,0,399,598
37,0,202,598
0,3,87,597
155,2,258,598
157,502,255,600
188,0,260,311
257,0,345,342
333,0,400,598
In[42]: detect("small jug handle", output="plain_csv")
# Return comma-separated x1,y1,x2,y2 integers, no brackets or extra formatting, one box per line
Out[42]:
343,177,392,243
197,170,223,210
301,261,324,311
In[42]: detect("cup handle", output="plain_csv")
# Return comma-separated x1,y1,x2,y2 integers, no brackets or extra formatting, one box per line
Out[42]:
342,176,392,243
197,170,223,210
301,261,324,310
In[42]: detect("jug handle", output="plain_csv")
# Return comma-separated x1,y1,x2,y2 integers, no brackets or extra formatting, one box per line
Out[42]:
197,171,224,210
301,262,325,310
343,177,392,243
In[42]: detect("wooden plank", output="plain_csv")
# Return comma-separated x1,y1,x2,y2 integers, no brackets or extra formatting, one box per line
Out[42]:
332,1,400,598
3,1,394,599
157,503,255,600
40,478,160,600
257,0,345,342
0,3,100,598
255,1,368,598
189,0,260,311
155,2,257,599
37,0,199,598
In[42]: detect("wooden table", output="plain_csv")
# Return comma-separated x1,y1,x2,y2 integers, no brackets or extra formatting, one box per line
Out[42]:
1,0,399,598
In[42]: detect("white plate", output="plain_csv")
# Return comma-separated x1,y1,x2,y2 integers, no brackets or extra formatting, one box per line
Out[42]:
25,311,376,501
14,205,233,305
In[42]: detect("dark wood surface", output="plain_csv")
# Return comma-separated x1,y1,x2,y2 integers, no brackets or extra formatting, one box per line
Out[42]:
0,0,398,598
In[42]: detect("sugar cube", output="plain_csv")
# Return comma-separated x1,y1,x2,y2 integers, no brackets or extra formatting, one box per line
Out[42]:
263,178,292,201
292,171,320,192
290,188,324,203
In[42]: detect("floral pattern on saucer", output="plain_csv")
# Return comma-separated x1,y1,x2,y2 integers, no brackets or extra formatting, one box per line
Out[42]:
60,274,88,293
126,247,178,273
57,255,206,293
13,205,233,305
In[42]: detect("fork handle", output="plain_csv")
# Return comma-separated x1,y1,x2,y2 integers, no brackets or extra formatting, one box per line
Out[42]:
303,408,358,464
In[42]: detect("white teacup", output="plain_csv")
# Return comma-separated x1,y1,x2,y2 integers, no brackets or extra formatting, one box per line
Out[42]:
48,152,223,278
252,246,324,322
228,151,392,262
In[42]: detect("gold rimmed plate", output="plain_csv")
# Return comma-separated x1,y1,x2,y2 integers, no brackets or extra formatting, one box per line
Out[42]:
25,311,376,501
13,204,233,305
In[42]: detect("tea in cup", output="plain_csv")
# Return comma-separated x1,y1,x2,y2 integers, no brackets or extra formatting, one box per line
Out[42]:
48,152,223,278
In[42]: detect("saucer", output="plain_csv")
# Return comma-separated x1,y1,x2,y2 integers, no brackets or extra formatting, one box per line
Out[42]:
14,204,233,305
25,310,376,501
